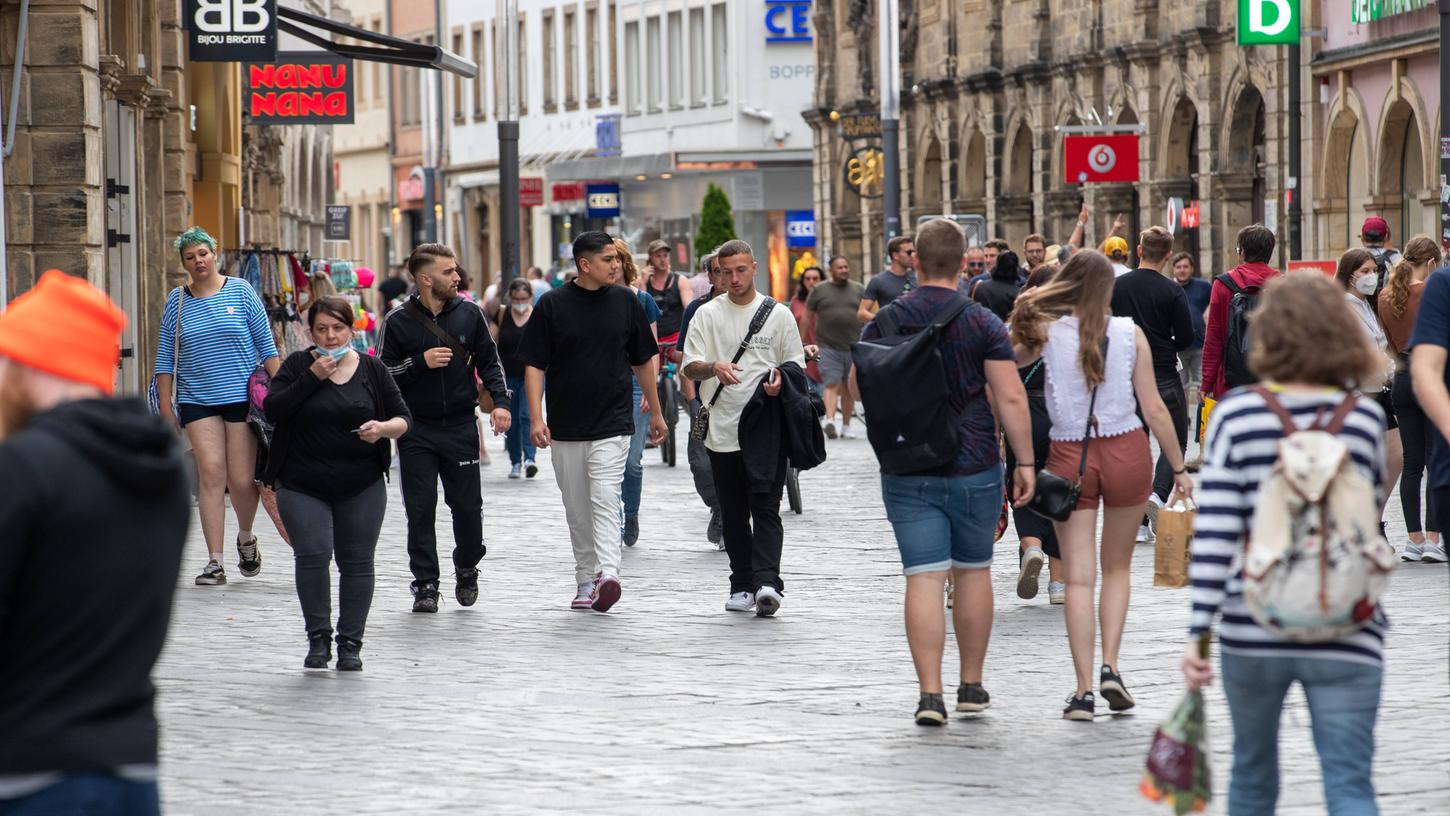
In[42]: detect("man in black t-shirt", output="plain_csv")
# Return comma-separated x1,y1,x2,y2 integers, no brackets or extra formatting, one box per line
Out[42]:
520,231,665,613
857,235,917,322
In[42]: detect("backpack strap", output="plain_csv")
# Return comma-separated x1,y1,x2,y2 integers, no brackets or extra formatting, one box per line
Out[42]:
1249,385,1299,436
1218,274,1246,297
703,297,778,409
1321,392,1361,435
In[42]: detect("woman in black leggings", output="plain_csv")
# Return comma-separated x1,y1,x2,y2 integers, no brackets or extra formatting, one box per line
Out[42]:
265,297,412,670
1006,263,1062,602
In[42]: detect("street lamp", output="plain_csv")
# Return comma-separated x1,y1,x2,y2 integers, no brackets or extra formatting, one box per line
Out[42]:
498,0,521,289
879,0,900,253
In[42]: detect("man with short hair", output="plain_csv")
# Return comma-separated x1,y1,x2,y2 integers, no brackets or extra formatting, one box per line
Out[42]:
1360,216,1403,297
1202,224,1280,401
1022,233,1048,274
858,235,918,322
678,251,725,547
526,265,551,302
380,243,512,613
1111,227,1195,537
0,272,189,813
682,240,806,616
643,238,695,346
521,231,665,613
983,239,1009,270
857,220,1036,725
960,245,987,288
1103,236,1133,276
805,256,865,439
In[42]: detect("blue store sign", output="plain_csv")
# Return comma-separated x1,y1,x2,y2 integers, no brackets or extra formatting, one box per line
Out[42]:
765,0,812,44
786,210,816,248
595,113,622,158
586,183,621,218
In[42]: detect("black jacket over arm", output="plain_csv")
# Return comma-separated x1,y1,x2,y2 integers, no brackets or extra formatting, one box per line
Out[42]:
738,363,827,490
378,295,511,424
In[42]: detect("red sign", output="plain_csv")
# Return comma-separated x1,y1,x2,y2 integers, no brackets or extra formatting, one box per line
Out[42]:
1180,200,1201,229
1064,134,1139,185
520,177,544,207
552,182,585,202
397,177,424,202
1288,261,1337,277
244,53,354,125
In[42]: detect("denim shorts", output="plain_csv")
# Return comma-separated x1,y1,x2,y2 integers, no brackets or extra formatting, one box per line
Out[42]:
881,467,1002,575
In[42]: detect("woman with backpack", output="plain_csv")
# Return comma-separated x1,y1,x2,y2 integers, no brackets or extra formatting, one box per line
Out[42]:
1335,249,1403,527
1010,250,1193,721
1377,235,1446,562
1181,273,1390,815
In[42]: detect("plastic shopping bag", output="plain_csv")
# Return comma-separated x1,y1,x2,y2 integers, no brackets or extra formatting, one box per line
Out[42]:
1153,498,1197,589
1141,633,1212,814
1198,397,1216,445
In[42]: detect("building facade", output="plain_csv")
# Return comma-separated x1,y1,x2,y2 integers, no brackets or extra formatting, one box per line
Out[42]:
331,0,393,273
388,0,436,265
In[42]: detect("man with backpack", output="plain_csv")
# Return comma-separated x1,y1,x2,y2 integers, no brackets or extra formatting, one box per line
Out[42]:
1202,224,1280,401
852,218,1037,726
1360,216,1403,297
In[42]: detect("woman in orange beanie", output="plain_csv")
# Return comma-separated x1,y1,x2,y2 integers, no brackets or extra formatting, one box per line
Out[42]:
155,227,281,587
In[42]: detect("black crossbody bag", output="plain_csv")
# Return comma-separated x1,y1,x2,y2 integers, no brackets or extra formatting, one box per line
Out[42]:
1025,336,1108,523
690,298,777,442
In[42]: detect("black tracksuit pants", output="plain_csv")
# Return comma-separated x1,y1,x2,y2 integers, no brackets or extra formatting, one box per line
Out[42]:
1152,377,1190,502
399,419,484,588
708,449,786,594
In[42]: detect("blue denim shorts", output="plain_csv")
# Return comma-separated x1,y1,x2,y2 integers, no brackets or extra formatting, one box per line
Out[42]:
881,467,1002,575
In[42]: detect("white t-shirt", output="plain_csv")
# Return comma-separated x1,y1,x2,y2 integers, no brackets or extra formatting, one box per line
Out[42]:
1112,262,1132,277
682,291,805,453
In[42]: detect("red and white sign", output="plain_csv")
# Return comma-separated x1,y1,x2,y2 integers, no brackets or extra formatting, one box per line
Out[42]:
551,182,585,202
1288,261,1337,277
1064,134,1139,185
519,177,543,207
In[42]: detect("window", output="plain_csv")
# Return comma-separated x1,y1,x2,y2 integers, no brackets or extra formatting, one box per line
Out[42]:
564,9,578,108
689,8,705,105
586,6,599,104
372,18,384,104
542,11,556,111
711,4,727,103
471,26,484,119
517,14,528,115
667,11,682,109
646,16,661,112
623,21,640,114
399,65,421,126
452,30,465,121
608,1,618,104
491,20,501,118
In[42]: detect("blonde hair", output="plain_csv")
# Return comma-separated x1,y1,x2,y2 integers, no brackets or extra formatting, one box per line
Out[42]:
1384,235,1442,318
614,239,639,286
1010,250,1115,388
309,271,337,298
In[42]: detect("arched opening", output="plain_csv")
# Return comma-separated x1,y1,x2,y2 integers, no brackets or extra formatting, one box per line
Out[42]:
1226,86,1267,225
1163,97,1200,258
917,132,944,217
959,127,986,202
1379,100,1425,242
1006,123,1034,195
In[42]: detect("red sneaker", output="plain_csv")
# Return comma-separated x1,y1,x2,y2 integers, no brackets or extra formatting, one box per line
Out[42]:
591,574,621,612
570,580,594,610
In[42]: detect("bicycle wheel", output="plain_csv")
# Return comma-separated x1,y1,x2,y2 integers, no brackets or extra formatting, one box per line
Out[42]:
786,467,803,514
661,380,678,467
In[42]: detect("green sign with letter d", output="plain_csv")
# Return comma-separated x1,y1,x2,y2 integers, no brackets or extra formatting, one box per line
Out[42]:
1238,0,1300,45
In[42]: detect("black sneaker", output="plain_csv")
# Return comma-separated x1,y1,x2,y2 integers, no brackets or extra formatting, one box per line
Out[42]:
623,515,639,548
412,581,440,613
707,509,723,547
955,682,991,713
1099,665,1136,712
915,693,947,726
1063,691,1096,722
304,633,332,669
455,568,479,607
525,459,538,478
335,637,363,671
237,536,261,577
195,560,227,586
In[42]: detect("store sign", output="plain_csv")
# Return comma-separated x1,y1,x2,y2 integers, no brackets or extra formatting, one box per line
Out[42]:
1351,0,1430,24
765,0,813,44
839,113,884,199
244,53,355,125
519,177,544,207
185,0,278,62
786,211,817,248
324,205,351,241
1237,0,1299,46
596,114,622,157
586,183,621,218
839,113,882,139
1064,134,1139,184
398,168,425,203
552,182,586,202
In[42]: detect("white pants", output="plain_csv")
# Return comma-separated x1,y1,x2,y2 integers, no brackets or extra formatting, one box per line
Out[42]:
551,436,629,584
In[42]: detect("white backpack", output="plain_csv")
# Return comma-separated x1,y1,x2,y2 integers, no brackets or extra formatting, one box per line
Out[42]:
1241,388,1397,641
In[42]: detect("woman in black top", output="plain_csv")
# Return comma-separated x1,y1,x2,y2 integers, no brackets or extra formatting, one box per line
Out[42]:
264,297,411,671
971,250,1024,322
493,277,538,478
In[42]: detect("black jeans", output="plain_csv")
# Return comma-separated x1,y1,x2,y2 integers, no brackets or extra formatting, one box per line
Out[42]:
708,449,786,593
1394,368,1439,533
1152,377,1190,502
686,397,718,510
277,479,387,642
399,419,484,587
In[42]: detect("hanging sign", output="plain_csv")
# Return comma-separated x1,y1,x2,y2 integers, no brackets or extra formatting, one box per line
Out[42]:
324,205,351,241
519,177,544,207
786,211,817,248
1064,134,1140,184
586,183,621,218
243,53,355,125
1237,0,1300,46
185,0,278,62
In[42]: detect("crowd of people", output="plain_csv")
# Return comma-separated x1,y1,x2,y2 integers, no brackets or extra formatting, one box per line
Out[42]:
0,203,1442,814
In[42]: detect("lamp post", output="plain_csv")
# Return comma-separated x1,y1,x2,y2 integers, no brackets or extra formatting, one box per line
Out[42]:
878,0,900,257
1440,4,1450,257
498,0,521,289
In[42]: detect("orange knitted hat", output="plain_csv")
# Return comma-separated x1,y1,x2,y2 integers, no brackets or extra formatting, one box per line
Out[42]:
0,270,127,394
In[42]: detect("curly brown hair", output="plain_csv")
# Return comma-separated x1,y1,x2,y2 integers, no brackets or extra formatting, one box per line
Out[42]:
1010,250,1115,387
614,239,640,285
1247,273,1382,389
1384,235,1442,318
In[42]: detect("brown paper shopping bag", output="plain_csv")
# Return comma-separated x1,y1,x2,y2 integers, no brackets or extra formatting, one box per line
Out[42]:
1154,499,1197,589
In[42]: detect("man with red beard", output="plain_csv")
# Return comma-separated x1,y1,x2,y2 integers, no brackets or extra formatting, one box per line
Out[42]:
0,271,189,815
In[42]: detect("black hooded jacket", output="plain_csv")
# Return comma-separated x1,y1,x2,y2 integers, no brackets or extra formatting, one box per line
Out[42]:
739,363,827,490
378,294,511,425
0,398,189,775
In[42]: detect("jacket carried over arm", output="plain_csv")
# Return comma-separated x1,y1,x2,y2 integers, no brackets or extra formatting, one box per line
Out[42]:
738,362,826,490
378,295,510,424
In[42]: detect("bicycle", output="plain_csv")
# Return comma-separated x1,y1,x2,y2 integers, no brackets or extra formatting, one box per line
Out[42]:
656,341,682,467
785,466,803,514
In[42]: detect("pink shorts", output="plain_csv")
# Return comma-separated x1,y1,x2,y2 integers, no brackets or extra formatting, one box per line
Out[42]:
1045,431,1153,511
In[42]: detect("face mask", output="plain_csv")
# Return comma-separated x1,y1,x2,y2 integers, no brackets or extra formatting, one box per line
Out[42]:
317,344,351,362
512,303,529,314
1354,274,1378,296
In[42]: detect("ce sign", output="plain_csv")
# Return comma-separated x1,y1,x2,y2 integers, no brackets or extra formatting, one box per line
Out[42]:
765,0,812,44
586,183,621,219
185,0,278,62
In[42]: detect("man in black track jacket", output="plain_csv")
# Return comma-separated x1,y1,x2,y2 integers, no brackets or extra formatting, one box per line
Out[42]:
380,243,512,613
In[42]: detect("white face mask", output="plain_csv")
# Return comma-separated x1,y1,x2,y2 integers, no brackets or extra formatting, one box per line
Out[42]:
512,303,529,314
1354,273,1378,297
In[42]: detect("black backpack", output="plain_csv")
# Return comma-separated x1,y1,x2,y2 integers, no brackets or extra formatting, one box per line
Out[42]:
1218,275,1261,390
851,294,976,475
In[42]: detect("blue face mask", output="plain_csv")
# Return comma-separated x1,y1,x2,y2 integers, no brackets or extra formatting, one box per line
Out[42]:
317,344,351,362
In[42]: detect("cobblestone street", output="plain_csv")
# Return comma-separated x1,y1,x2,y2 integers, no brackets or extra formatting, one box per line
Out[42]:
155,429,1450,814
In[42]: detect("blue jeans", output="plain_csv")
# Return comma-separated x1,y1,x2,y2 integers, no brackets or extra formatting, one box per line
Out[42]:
0,775,159,816
1221,651,1382,816
880,467,1002,575
622,380,647,519
504,375,536,465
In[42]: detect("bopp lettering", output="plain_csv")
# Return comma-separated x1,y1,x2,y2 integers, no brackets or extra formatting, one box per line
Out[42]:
768,64,815,80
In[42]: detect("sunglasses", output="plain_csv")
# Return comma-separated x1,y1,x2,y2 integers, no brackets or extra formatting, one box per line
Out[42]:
966,262,985,270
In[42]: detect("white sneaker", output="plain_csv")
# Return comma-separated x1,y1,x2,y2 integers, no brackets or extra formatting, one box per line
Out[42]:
1421,542,1448,563
570,581,594,611
1401,541,1426,562
725,591,755,612
755,586,783,617
508,463,522,479
1145,494,1164,529
1017,546,1045,600
1048,581,1066,605
840,424,857,439
1136,524,1153,543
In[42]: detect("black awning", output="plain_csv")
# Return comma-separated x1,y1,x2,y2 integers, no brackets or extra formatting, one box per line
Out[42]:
277,7,477,79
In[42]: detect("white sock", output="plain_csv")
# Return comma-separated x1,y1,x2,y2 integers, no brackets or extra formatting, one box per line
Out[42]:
237,529,253,543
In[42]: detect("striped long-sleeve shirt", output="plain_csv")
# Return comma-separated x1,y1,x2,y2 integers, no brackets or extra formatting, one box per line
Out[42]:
1190,388,1389,667
155,277,279,407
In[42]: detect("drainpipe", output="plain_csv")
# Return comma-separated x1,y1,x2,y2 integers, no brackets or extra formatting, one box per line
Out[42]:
0,0,32,309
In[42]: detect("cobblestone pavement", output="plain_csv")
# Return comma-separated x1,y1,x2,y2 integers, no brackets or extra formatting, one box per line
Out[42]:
155,428,1449,814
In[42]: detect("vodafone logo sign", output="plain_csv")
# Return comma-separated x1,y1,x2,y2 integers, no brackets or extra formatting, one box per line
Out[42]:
1087,145,1117,174
1065,134,1139,185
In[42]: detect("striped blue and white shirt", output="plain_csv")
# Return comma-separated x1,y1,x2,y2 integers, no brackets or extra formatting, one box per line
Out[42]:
1190,388,1390,667
155,277,278,407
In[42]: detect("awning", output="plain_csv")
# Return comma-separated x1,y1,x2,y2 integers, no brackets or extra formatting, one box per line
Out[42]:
277,7,477,78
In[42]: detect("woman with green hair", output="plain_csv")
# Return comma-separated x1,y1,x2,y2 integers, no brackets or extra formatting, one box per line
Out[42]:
156,226,281,586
